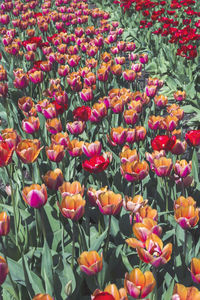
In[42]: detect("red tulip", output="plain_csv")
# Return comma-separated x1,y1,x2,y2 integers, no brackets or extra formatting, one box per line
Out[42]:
82,154,110,174
185,130,200,147
73,106,91,121
151,135,176,151
93,292,115,300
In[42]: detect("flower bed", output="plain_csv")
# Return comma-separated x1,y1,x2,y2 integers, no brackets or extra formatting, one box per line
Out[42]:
0,0,199,299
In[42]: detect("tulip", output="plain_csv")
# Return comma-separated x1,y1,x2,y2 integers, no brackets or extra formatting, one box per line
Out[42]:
42,169,64,190
172,284,200,300
123,109,138,126
174,196,196,210
87,186,108,207
92,284,127,300
162,115,179,132
97,191,122,215
139,53,148,64
46,144,65,163
148,116,163,131
153,157,173,177
57,194,86,221
42,104,57,119
191,258,200,284
67,139,84,157
171,140,187,155
93,293,114,300
110,127,127,145
110,98,124,114
123,70,136,82
18,96,33,112
134,205,158,223
145,85,157,98
73,106,91,122
51,132,70,148
123,195,148,213
0,141,14,167
89,103,107,123
0,212,10,236
22,184,47,208
80,88,93,102
0,256,8,285
82,154,110,174
128,100,142,113
46,118,62,135
174,160,192,178
29,70,43,84
22,117,40,134
174,206,199,230
124,268,155,299
185,130,200,147
135,126,147,142
67,121,85,135
120,146,139,164
110,64,122,76
120,161,149,182
32,294,54,300
82,141,102,158
78,251,103,275
16,139,42,164
59,181,84,198
174,90,186,102
137,234,172,267
154,95,168,107
126,129,136,144
151,135,176,152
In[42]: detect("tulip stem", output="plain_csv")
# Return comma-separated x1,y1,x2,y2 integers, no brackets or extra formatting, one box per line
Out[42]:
152,267,158,300
104,215,112,256
5,166,19,249
71,222,76,269
184,230,188,263
181,178,185,197
132,182,135,198
164,178,169,221
39,207,46,243
0,237,19,300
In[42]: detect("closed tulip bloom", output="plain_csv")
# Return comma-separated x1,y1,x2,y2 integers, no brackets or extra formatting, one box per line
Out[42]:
135,126,147,142
22,116,40,134
174,160,192,178
174,196,196,210
97,68,109,82
0,256,8,285
0,141,14,167
42,104,57,119
120,146,139,164
124,268,155,299
123,70,136,82
89,103,107,123
93,293,115,300
67,139,84,157
139,53,148,64
110,127,127,145
57,194,86,221
153,157,173,177
131,63,142,73
172,284,200,300
191,258,200,284
115,57,125,65
46,118,62,135
128,100,142,113
0,212,10,236
126,129,136,144
80,88,93,102
110,98,124,114
171,140,187,155
137,234,172,267
18,96,33,112
78,251,103,275
16,139,42,164
82,154,110,174
123,195,148,213
59,181,84,198
51,132,70,148
124,109,138,126
32,294,54,300
174,206,199,230
151,135,176,152
148,116,163,131
110,64,122,76
162,115,179,132
97,191,122,215
43,169,64,191
185,130,200,147
174,90,186,102
22,184,47,208
154,95,168,107
145,85,157,98
121,161,149,182
29,70,43,84
46,144,65,163
67,121,85,135
82,141,102,157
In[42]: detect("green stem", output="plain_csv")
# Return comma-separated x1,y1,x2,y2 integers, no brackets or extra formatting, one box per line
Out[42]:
71,222,76,269
132,182,135,198
164,177,169,221
104,215,112,256
5,166,19,249
152,267,157,300
34,209,40,246
4,98,11,128
39,207,46,242
1,237,19,300
184,230,188,263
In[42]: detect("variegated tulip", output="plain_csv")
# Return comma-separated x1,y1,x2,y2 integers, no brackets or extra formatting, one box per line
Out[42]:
124,268,155,299
136,234,172,267
46,144,65,163
134,205,158,223
0,212,10,236
191,258,200,284
67,121,85,135
97,191,122,215
172,284,200,300
59,181,84,198
57,194,86,221
67,139,84,157
110,127,127,145
121,161,149,182
22,184,47,208
174,205,199,230
46,118,62,135
22,116,40,134
78,251,103,275
123,195,148,213
87,186,108,207
16,139,42,164
153,157,173,177
0,256,8,285
174,196,196,210
42,169,64,191
82,141,102,158
174,160,192,178
120,146,139,164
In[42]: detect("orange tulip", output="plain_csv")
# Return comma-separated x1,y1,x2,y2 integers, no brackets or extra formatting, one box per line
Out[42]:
46,144,65,163
92,284,128,300
78,251,103,275
153,157,173,177
172,284,200,300
174,196,196,210
120,146,139,164
42,169,64,190
46,118,62,134
123,195,147,213
0,212,10,236
1,128,21,149
97,191,122,215
16,139,42,164
0,256,8,285
67,139,84,157
191,258,200,284
22,184,48,208
59,181,84,198
134,205,158,222
32,294,54,300
0,141,14,167
124,268,156,299
120,160,149,182
57,194,86,221
174,205,199,229
87,186,108,207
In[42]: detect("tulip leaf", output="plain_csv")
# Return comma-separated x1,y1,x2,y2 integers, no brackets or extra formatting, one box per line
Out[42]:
88,228,108,252
163,279,174,300
41,240,54,295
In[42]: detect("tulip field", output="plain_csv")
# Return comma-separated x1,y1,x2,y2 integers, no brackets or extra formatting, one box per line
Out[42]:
0,0,200,299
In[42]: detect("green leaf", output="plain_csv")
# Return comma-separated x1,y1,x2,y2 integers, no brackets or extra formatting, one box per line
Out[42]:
163,279,175,300
41,240,54,295
88,228,108,252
